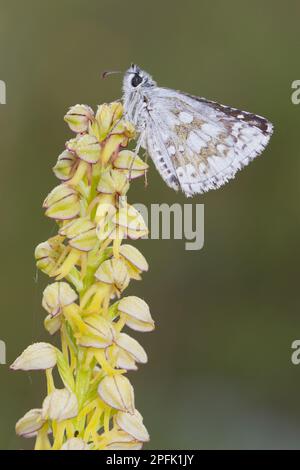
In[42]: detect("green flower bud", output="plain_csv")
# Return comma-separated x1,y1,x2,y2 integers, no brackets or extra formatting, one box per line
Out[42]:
42,389,78,422
59,217,97,252
118,296,154,332
92,102,123,141
35,236,65,275
115,332,147,365
42,282,78,317
76,134,101,164
98,375,135,413
113,150,148,180
64,104,94,133
16,409,46,438
116,409,149,442
120,244,149,280
115,349,138,371
44,314,62,335
97,168,129,195
11,343,57,371
103,429,142,450
95,258,130,294
77,315,115,349
53,150,77,181
43,184,80,220
113,203,148,239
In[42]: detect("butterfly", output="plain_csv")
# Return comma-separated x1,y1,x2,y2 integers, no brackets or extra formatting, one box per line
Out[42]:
122,64,273,197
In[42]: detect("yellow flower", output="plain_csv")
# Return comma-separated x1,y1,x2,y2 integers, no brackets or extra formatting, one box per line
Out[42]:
13,101,152,450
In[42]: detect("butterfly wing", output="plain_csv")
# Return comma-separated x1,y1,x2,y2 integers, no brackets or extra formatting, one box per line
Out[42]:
143,87,273,196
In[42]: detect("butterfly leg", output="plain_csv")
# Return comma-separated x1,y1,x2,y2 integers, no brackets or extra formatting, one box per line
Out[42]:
143,151,149,188
128,130,145,181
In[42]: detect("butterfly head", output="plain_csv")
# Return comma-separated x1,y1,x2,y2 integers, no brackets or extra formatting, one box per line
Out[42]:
123,64,156,94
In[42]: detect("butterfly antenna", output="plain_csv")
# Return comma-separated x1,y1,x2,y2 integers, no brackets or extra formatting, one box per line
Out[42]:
101,70,122,79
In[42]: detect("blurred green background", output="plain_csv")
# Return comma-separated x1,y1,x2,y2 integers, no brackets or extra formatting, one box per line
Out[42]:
1,0,300,450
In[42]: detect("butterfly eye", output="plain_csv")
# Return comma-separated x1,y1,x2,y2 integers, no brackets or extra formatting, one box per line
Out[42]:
131,74,143,87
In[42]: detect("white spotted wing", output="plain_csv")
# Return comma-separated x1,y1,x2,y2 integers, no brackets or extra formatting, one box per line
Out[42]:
143,87,273,197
